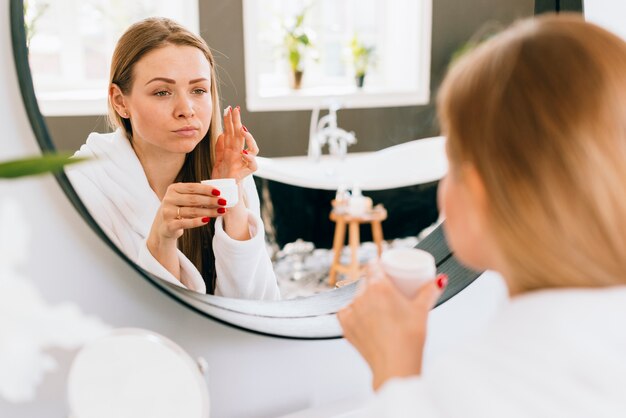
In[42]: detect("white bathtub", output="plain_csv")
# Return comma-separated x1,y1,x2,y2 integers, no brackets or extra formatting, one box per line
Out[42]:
255,136,447,191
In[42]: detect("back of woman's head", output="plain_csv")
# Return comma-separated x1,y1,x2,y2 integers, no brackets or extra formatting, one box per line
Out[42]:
437,13,626,291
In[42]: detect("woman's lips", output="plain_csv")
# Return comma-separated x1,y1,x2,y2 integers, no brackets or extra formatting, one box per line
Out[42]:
174,127,199,137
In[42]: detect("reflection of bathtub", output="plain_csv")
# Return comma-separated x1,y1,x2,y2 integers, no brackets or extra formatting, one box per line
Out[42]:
254,136,447,248
256,136,447,190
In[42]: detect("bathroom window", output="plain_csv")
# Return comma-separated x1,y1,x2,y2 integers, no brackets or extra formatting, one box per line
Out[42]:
242,0,432,111
26,0,199,116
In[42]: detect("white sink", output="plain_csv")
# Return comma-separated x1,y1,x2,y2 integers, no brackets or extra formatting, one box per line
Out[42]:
255,136,447,191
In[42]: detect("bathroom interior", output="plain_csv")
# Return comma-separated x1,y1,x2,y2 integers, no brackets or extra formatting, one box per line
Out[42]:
1,0,622,417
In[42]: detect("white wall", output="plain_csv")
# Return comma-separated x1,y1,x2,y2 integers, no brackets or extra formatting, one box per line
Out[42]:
0,1,507,416
584,0,626,40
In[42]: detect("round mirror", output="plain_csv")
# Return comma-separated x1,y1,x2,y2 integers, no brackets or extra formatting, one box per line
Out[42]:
10,0,483,338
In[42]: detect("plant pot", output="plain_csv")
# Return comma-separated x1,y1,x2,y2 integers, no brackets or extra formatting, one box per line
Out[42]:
355,73,366,88
290,70,304,90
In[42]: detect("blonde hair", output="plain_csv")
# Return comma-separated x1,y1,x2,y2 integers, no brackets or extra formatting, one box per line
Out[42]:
437,13,626,291
109,17,222,293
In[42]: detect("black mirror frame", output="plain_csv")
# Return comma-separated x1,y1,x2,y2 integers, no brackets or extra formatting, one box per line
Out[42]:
9,0,482,339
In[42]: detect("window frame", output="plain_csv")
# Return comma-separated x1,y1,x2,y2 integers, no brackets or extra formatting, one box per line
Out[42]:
242,0,432,112
29,0,200,117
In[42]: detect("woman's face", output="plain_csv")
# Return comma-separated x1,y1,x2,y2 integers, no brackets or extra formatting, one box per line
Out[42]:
118,44,213,156
438,149,496,272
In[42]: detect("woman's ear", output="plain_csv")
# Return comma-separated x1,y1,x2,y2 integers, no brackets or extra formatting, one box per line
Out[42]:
109,84,129,118
462,163,488,221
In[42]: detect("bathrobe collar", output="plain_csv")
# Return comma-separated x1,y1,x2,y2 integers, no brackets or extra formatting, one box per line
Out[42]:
74,129,160,239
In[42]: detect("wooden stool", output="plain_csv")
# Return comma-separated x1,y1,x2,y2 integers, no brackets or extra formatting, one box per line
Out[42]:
328,204,387,287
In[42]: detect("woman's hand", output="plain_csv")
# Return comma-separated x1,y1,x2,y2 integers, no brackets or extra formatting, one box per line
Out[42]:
337,261,448,391
146,182,227,280
210,106,261,241
211,106,259,183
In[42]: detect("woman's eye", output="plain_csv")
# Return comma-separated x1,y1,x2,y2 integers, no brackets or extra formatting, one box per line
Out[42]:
154,90,170,97
192,88,207,95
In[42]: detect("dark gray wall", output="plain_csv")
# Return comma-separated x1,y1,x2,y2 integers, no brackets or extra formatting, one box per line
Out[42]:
46,0,534,155
535,0,583,13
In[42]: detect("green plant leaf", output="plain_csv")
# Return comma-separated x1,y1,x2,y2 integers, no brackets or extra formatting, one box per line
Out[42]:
297,34,310,46
295,12,305,28
350,34,375,75
0,154,88,179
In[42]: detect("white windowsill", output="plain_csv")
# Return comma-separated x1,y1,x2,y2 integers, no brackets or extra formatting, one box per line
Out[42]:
247,87,430,112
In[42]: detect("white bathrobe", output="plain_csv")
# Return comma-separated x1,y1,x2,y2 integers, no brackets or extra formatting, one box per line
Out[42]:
66,129,280,300
359,286,626,418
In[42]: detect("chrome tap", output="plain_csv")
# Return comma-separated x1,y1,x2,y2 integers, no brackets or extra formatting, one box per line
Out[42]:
308,103,356,161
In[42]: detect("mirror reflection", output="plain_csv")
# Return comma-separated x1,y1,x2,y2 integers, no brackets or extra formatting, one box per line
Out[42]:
26,0,534,299
65,17,281,299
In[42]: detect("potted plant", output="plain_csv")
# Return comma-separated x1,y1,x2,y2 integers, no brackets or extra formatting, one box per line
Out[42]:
282,8,315,89
350,35,375,89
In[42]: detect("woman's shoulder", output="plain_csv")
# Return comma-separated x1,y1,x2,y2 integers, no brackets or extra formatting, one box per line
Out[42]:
74,129,130,158
413,287,626,416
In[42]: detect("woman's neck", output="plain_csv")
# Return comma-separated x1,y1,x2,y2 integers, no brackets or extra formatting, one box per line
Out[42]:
131,139,185,200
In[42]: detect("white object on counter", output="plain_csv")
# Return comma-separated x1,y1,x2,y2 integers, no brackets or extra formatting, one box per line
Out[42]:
67,328,210,418
347,184,372,216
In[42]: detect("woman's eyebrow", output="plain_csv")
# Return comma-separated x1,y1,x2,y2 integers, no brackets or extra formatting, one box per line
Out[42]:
145,77,209,85
189,77,209,84
145,77,175,85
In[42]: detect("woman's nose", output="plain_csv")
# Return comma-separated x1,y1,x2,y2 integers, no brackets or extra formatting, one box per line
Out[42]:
175,96,194,118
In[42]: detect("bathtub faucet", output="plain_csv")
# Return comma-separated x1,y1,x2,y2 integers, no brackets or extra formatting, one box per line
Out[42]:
308,103,357,161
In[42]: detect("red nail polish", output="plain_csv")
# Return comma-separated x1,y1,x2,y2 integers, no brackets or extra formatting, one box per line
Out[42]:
242,125,248,133
242,149,249,155
202,217,210,223
217,207,226,214
436,274,448,289
218,198,227,206
235,106,240,111
211,189,221,196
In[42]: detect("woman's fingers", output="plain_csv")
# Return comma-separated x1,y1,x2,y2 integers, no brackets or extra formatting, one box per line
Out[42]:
356,260,384,295
171,182,217,195
231,106,246,150
167,205,224,220
226,105,250,151
168,216,212,233
222,105,234,141
411,274,448,312
220,106,257,170
243,131,259,155
214,134,225,164
167,194,218,208
169,183,229,205
241,152,258,173
222,105,245,151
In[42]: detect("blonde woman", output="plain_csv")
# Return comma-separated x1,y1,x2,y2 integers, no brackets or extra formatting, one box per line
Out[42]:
67,18,280,299
338,14,626,416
